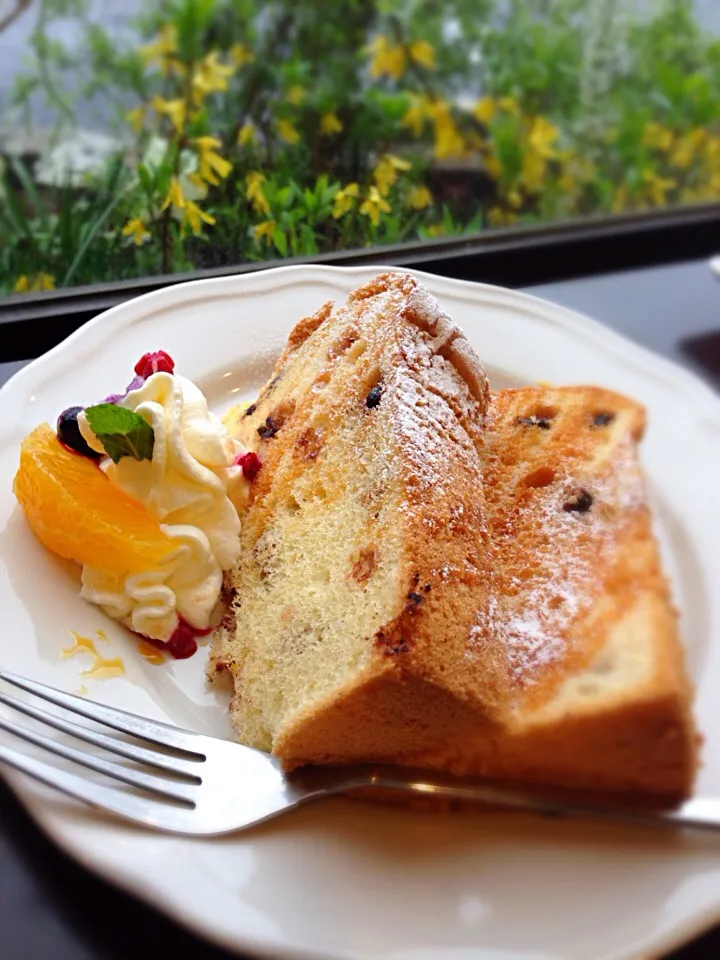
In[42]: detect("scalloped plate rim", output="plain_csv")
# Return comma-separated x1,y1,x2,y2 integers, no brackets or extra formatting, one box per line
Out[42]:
1,263,720,960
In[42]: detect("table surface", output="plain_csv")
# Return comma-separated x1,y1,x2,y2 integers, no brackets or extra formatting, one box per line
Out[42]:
1,258,719,960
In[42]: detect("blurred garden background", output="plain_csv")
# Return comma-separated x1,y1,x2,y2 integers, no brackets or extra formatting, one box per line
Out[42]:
1,0,719,295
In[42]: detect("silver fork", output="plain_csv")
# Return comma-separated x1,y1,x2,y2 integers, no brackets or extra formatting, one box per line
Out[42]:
1,670,719,836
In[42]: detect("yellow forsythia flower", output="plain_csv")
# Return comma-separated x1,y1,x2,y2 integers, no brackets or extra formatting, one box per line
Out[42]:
150,96,187,134
521,151,546,193
498,96,520,117
528,116,559,158
359,186,391,226
246,172,271,216
434,124,465,159
670,128,706,169
184,199,215,235
488,207,518,226
192,51,235,106
611,184,630,213
121,217,151,246
237,122,256,147
276,119,300,145
516,116,560,193
332,182,359,218
427,100,466,160
286,85,307,106
484,153,502,179
367,35,406,80
401,97,427,137
14,272,55,293
557,152,596,201
193,136,232,186
643,171,676,206
230,43,254,67
254,219,276,242
163,177,215,235
125,106,145,134
473,96,495,124
138,25,177,66
407,184,432,210
507,188,522,209
320,112,343,136
408,39,435,69
162,175,185,212
373,154,411,196
642,122,674,153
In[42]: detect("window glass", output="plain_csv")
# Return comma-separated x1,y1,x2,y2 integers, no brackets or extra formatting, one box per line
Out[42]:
1,0,719,295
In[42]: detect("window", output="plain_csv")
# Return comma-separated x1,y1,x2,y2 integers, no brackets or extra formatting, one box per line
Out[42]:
1,0,719,295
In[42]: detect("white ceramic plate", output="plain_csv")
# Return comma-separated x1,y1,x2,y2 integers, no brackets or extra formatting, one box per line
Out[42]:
2,265,720,960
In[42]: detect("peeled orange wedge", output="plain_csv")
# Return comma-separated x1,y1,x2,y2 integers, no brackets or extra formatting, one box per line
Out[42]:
14,423,174,575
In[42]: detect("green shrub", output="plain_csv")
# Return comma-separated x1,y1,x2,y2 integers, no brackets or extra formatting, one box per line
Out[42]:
2,0,719,293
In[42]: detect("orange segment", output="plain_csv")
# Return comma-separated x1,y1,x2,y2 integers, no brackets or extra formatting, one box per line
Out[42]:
13,423,174,575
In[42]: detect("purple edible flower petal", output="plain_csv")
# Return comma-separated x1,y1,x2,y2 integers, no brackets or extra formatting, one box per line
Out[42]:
102,374,146,405
124,374,146,395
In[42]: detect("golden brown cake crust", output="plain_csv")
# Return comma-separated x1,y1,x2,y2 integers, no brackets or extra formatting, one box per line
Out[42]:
212,279,698,802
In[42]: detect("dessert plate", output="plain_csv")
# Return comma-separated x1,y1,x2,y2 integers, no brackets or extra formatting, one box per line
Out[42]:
2,265,720,960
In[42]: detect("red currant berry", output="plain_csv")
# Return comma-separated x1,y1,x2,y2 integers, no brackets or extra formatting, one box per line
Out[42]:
234,451,262,481
134,351,175,379
167,622,197,659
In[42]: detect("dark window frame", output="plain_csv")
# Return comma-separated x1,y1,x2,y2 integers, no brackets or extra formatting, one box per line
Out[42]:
2,203,719,362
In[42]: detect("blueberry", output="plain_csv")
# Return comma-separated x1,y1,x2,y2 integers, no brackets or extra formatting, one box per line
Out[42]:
57,407,103,461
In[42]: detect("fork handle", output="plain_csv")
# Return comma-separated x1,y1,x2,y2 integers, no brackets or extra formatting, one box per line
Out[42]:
366,769,720,832
293,764,720,833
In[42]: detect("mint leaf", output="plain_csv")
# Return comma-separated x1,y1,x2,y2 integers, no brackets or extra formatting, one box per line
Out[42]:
84,403,154,464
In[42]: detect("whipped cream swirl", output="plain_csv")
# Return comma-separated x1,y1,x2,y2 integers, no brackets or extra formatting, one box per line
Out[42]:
79,372,248,641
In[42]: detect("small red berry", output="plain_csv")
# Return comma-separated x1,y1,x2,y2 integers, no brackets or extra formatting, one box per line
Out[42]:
134,350,175,379
234,450,262,481
167,622,197,659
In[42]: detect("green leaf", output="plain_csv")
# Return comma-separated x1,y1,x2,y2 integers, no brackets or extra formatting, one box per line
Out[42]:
84,404,155,464
138,162,154,195
175,0,218,63
277,185,293,209
272,224,288,256
10,74,40,107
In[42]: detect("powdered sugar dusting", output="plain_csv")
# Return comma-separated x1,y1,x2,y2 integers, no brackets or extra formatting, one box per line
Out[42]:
471,421,648,685
385,292,487,503
391,368,477,497
318,272,488,528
